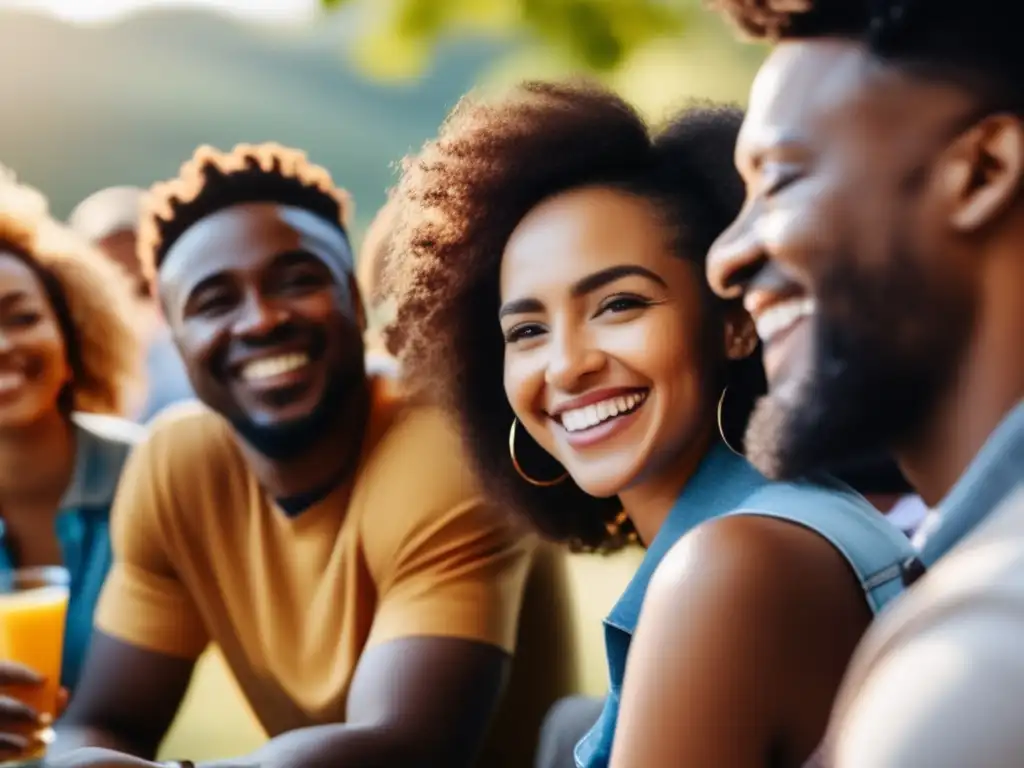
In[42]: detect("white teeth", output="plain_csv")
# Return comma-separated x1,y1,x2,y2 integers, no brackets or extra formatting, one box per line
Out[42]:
754,298,816,344
0,372,24,392
560,392,647,433
241,353,310,382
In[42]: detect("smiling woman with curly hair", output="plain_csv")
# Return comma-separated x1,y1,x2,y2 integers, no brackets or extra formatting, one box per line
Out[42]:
383,81,917,768
0,167,143,761
0,193,141,418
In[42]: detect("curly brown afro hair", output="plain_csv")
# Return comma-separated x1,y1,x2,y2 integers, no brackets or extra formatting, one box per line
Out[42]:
383,81,763,552
0,169,141,416
710,0,1024,110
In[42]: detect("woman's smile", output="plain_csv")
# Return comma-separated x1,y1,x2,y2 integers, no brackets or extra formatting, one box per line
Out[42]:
549,387,650,449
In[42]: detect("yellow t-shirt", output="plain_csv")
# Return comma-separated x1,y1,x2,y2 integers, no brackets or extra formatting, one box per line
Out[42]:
95,380,534,736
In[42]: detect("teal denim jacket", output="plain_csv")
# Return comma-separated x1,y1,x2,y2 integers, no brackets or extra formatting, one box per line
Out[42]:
0,413,141,689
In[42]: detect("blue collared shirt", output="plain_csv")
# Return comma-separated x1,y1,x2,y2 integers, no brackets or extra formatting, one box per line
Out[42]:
574,443,914,768
0,413,141,689
918,399,1024,565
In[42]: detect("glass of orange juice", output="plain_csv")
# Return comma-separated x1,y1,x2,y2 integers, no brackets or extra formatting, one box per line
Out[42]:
0,566,69,765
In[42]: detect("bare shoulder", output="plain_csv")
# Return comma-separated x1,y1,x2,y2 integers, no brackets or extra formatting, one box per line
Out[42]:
622,514,873,763
645,513,872,639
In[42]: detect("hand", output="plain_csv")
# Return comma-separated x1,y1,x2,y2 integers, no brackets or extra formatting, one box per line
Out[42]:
0,659,52,757
40,746,162,767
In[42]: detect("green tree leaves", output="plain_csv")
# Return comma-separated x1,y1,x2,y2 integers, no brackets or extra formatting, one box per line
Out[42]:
323,0,695,79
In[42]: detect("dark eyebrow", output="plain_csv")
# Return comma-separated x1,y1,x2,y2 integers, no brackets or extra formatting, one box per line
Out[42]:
571,264,666,297
0,291,29,311
270,248,326,268
498,297,543,320
498,264,667,320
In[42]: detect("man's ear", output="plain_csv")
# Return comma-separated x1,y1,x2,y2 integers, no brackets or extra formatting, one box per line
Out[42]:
942,114,1024,233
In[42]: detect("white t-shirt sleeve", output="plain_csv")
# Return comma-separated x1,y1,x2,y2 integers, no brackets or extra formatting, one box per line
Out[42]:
834,602,1024,767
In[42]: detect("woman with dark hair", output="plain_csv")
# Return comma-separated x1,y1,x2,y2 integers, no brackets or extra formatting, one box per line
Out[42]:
383,82,916,767
0,170,142,760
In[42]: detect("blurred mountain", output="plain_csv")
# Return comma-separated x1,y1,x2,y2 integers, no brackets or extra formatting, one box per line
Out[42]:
0,8,503,233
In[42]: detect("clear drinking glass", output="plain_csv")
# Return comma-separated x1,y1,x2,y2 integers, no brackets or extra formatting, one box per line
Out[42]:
0,566,69,765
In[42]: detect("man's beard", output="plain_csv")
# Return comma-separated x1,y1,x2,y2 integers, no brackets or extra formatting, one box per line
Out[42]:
229,359,363,461
744,247,972,481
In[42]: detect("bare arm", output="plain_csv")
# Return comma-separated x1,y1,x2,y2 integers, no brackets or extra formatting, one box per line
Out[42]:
199,636,508,768
609,515,872,768
53,633,195,759
193,488,532,768
44,412,532,768
47,634,510,768
47,416,208,763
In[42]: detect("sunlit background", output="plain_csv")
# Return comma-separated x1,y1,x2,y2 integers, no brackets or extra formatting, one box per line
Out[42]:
0,0,765,761
3,0,318,23
0,0,762,236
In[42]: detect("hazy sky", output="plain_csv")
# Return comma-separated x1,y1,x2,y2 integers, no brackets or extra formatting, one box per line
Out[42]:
0,0,319,23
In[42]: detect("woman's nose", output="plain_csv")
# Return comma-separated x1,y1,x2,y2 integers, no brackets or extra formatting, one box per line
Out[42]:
544,328,606,392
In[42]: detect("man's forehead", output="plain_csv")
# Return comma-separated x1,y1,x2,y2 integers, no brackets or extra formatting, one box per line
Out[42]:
743,41,877,147
159,202,352,290
741,40,980,157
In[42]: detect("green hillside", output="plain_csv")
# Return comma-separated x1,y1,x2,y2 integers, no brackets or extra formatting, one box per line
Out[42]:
0,9,503,233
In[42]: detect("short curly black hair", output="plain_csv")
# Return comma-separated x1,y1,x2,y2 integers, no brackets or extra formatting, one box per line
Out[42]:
139,142,353,281
384,81,761,552
710,0,1024,111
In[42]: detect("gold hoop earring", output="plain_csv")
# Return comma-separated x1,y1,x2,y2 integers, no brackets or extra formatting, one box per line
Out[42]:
717,386,743,457
509,418,568,487
605,508,639,544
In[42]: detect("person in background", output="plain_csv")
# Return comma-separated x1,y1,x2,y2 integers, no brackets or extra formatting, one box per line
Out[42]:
831,452,929,537
383,83,913,768
356,197,396,330
356,198,399,375
68,186,193,422
707,0,1024,764
0,168,142,760
888,494,929,539
48,143,533,768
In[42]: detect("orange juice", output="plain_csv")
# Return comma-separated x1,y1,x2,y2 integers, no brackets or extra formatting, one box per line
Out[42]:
0,568,68,762
0,584,68,717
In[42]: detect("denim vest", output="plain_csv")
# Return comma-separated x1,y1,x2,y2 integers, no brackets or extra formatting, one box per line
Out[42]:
917,400,1024,566
0,413,142,688
574,443,915,768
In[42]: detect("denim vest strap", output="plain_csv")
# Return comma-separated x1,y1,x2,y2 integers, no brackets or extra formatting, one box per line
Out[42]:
0,414,140,689
725,479,915,612
574,448,913,768
60,415,141,688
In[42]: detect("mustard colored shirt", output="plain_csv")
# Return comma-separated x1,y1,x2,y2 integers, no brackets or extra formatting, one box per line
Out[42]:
95,379,533,736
